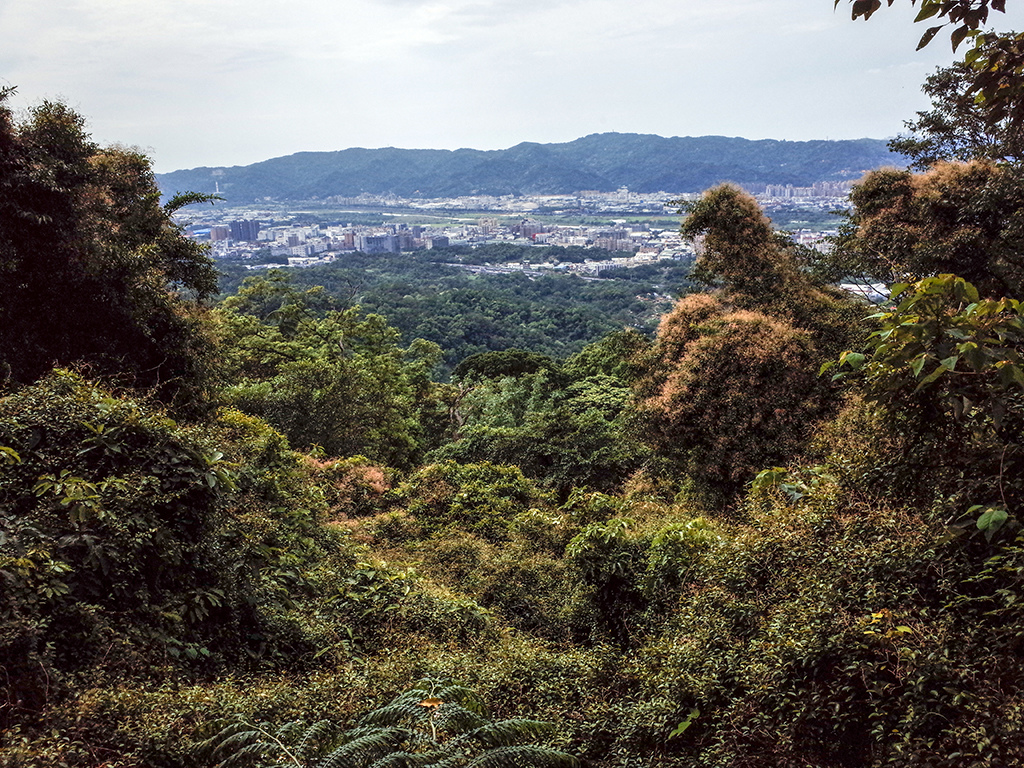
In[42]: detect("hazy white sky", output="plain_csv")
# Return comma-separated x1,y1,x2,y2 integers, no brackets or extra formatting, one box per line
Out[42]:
3,0,1023,173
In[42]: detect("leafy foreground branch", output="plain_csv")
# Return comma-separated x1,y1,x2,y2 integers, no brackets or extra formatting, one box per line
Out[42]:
200,679,579,768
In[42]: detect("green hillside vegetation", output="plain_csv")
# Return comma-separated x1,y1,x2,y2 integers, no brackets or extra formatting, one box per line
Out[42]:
156,133,901,203
4,31,1024,768
216,250,693,372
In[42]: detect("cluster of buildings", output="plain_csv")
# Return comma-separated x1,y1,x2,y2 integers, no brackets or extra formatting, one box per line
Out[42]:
742,180,856,199
184,217,700,274
179,184,846,275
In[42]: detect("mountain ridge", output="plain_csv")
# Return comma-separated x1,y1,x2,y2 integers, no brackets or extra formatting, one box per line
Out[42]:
156,132,904,202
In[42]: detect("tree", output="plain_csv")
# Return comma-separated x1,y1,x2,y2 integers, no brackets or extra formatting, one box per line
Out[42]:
889,59,1024,166
628,187,863,499
215,282,444,468
0,89,218,407
831,160,1024,298
635,298,826,498
828,274,1024,528
681,185,795,301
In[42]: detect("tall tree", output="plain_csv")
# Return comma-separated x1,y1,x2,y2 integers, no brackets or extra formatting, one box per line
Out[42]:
830,161,1024,298
889,59,1024,166
635,187,858,499
0,89,218,407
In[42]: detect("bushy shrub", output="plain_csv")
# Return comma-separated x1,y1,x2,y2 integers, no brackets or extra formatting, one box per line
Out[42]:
394,461,551,542
0,372,362,727
304,455,395,521
635,303,826,498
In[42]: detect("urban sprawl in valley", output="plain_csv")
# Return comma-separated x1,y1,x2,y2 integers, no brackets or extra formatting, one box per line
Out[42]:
177,182,853,276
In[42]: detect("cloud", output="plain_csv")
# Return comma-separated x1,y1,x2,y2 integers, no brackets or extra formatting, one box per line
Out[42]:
4,0,1024,171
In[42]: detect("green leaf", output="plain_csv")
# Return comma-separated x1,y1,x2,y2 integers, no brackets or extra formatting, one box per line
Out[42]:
914,1,941,22
910,355,927,377
841,351,866,370
939,355,959,371
950,24,972,51
957,341,986,371
851,0,882,20
914,364,947,391
977,507,1008,542
1008,364,1024,388
889,282,910,298
669,708,701,739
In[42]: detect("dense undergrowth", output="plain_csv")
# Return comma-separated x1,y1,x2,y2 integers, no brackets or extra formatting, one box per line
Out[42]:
4,76,1024,767
5,371,1024,767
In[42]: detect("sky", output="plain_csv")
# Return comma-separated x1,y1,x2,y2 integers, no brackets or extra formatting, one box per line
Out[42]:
3,0,1024,174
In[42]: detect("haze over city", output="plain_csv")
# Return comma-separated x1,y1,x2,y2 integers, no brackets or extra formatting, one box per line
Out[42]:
5,0,1024,174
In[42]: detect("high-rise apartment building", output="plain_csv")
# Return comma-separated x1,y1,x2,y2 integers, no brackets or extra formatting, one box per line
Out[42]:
230,220,260,242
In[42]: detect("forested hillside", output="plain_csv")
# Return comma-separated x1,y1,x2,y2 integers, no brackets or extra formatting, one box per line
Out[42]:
4,8,1024,766
156,133,900,202
216,251,693,372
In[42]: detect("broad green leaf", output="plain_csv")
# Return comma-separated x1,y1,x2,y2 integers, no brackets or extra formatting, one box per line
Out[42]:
977,507,1008,542
950,24,973,51
964,44,984,64
669,708,701,739
889,282,910,298
957,341,986,371
914,1,941,22
914,364,947,391
842,352,866,370
917,24,937,50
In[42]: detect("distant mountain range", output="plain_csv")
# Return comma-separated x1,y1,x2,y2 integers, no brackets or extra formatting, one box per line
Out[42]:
156,133,905,203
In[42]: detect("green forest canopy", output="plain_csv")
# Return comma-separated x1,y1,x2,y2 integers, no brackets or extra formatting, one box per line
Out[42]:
3,20,1024,764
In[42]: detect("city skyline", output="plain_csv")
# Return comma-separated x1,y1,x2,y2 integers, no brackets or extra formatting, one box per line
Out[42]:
4,0,1024,174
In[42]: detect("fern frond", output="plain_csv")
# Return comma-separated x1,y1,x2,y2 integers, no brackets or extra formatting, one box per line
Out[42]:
196,719,252,753
294,720,336,758
433,703,487,735
464,719,554,748
219,742,272,768
316,726,415,768
198,719,268,765
277,720,309,744
199,717,310,768
360,700,430,727
425,755,470,768
465,745,580,768
366,749,436,768
432,684,482,712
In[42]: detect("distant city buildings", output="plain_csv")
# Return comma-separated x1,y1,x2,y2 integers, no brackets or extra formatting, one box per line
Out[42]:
176,183,845,273
229,220,261,241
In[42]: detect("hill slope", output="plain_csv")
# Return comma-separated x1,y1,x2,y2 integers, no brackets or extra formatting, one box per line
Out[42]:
156,133,903,202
